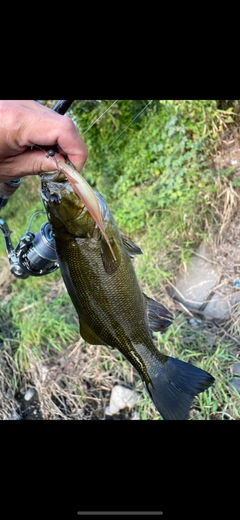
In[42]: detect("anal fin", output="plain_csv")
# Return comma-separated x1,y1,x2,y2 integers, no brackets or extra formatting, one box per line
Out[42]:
143,293,173,331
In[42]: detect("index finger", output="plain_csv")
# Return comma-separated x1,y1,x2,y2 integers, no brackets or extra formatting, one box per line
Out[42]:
23,114,88,172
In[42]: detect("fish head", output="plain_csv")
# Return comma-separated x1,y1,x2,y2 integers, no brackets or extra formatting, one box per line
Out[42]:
40,170,95,236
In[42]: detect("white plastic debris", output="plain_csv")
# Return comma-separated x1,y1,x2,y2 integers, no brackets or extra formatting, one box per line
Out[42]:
107,384,139,415
24,388,35,401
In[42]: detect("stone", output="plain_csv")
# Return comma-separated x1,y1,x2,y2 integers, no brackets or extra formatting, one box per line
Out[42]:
189,318,202,327
228,378,240,394
204,291,240,320
232,363,240,376
173,243,220,310
107,385,139,415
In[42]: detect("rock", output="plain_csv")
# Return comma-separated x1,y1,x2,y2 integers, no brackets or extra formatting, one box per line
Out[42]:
189,318,202,327
231,363,240,376
204,291,240,320
228,378,240,394
107,385,139,415
172,243,220,310
171,240,240,320
223,408,233,419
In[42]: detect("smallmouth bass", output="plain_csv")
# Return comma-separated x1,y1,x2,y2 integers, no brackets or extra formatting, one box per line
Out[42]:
41,169,214,420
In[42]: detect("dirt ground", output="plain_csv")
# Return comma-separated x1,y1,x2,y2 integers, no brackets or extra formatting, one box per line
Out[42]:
1,129,240,420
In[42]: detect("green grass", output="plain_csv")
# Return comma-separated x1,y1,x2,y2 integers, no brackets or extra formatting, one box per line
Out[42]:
0,100,240,420
1,178,239,419
1,276,79,370
159,316,239,420
0,263,239,419
129,315,240,420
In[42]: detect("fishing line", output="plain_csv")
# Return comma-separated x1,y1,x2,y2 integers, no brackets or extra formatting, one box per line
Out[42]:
46,99,153,162
26,211,46,232
97,100,153,159
82,100,118,136
37,100,154,263
57,100,154,171
39,100,154,177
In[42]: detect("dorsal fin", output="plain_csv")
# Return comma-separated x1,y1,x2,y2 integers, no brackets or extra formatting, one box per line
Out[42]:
121,235,143,258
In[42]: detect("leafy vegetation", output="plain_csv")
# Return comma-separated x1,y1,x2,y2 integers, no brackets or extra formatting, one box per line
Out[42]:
75,100,219,231
0,100,240,420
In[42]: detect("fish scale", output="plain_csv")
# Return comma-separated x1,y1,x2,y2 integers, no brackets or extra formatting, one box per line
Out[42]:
55,232,153,364
41,170,215,420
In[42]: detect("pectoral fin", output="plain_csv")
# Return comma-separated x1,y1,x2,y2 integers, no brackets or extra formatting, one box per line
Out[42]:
100,236,121,275
143,293,173,331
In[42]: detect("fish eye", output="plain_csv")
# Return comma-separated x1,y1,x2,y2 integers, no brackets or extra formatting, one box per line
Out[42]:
49,193,60,205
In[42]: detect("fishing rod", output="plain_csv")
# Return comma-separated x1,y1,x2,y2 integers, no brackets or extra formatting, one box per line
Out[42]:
0,100,152,279
0,100,75,278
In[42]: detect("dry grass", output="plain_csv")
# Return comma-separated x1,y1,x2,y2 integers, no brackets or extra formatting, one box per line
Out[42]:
1,181,240,420
0,330,141,420
1,130,240,420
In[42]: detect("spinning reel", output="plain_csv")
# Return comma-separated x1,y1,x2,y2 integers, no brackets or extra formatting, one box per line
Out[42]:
0,211,59,279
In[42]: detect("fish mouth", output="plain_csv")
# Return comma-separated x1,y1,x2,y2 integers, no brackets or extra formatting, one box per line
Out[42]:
40,170,66,184
40,179,61,208
40,179,51,204
40,170,66,200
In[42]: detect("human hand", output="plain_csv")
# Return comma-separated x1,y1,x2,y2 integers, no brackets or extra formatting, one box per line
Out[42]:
0,100,88,183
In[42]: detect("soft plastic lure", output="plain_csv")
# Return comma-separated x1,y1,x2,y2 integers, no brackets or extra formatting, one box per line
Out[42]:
47,151,116,262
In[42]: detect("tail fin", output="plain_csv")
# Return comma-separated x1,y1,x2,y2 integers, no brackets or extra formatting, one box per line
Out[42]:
145,357,214,420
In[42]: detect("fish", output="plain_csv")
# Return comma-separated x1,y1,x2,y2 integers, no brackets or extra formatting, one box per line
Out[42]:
56,160,117,262
40,168,215,420
44,153,117,261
